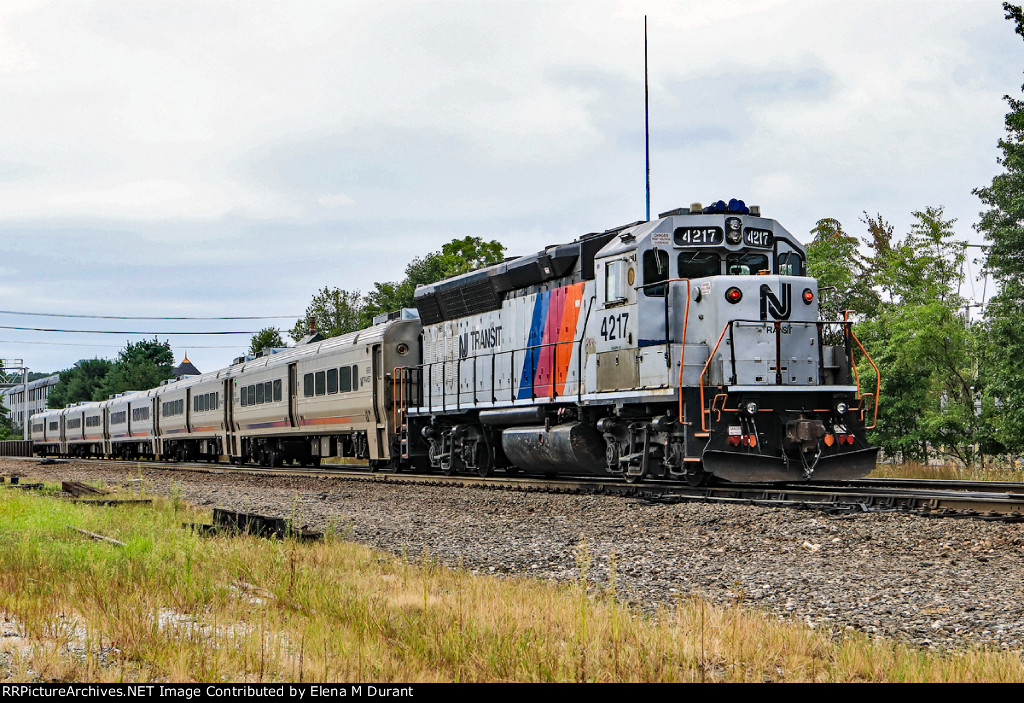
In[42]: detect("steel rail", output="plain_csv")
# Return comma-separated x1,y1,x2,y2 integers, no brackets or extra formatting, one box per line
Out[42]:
8,456,1024,521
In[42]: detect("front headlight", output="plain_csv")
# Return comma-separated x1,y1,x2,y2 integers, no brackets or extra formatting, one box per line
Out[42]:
725,217,742,244
836,402,848,415
744,402,759,416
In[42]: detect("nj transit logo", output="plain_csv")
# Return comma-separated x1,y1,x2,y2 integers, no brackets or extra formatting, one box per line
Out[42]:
759,283,792,321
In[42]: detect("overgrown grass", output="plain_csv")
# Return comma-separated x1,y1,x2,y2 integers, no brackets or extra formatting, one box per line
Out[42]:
872,461,1024,482
2,479,1024,682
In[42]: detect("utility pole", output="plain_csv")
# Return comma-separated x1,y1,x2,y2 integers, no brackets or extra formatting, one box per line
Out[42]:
0,358,29,440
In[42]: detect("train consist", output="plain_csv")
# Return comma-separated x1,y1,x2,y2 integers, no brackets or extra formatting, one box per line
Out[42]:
31,200,880,484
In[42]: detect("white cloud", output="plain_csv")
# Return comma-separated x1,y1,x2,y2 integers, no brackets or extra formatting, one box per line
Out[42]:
317,192,356,208
0,0,1020,375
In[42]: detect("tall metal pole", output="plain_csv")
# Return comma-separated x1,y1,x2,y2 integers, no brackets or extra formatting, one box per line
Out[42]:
645,15,650,221
22,368,27,440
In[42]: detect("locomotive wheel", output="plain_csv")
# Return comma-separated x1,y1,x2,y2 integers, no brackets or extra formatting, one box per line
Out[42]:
477,464,492,477
624,472,643,484
685,465,711,487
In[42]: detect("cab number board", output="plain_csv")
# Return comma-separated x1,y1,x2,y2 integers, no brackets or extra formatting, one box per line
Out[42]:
743,228,774,248
673,227,723,246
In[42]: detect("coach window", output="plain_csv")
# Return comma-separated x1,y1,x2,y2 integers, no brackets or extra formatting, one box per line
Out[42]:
327,368,338,394
339,366,351,393
273,380,282,402
726,252,769,276
352,365,359,389
255,383,264,404
678,252,720,279
303,373,314,398
241,389,248,407
642,249,669,297
212,392,219,410
201,394,209,412
315,371,326,396
264,381,272,403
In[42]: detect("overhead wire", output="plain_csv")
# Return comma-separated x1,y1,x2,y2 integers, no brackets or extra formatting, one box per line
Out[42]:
0,309,298,320
0,339,244,348
0,325,255,335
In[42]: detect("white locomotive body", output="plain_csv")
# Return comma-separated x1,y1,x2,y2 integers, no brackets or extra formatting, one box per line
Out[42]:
405,202,879,483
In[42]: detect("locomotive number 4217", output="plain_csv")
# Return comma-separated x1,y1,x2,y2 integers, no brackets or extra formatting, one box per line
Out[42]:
601,312,629,341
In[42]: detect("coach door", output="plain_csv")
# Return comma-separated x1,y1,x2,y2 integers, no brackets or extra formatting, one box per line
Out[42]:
223,378,236,456
288,363,298,428
372,345,387,459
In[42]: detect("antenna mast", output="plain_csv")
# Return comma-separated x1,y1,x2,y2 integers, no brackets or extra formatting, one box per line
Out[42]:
645,15,650,221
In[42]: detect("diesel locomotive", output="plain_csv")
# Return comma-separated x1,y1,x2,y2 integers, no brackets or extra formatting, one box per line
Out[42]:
32,200,880,484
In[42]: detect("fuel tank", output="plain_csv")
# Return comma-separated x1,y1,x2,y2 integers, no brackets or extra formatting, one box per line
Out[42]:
500,422,606,474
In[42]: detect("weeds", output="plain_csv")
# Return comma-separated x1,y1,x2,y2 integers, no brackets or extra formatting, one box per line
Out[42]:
2,477,1024,682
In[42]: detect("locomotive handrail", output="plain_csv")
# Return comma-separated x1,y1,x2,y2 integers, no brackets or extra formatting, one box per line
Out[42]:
843,311,881,430
637,278,693,424
635,278,694,422
699,318,865,432
699,322,733,432
413,336,586,413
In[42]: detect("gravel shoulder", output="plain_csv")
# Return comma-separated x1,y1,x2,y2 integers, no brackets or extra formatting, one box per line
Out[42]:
7,457,1024,652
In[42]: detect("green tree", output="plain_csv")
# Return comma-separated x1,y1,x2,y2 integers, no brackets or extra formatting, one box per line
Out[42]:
856,207,978,464
48,358,114,408
290,288,365,341
0,400,15,440
805,218,878,321
249,327,285,356
292,236,506,340
360,236,505,324
98,339,175,398
975,3,1024,453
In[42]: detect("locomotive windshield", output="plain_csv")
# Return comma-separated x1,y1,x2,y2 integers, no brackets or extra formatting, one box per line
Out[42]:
726,252,769,275
678,251,720,279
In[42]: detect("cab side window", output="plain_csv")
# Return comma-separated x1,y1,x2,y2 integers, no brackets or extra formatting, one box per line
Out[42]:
642,249,669,297
777,251,806,276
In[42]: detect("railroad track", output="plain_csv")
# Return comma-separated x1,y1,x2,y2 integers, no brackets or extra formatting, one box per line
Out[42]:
7,456,1024,522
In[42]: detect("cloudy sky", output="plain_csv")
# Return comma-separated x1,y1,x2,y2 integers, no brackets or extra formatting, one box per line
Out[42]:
0,0,1020,377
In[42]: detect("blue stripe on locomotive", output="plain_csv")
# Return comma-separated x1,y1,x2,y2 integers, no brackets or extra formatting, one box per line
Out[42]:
517,291,550,399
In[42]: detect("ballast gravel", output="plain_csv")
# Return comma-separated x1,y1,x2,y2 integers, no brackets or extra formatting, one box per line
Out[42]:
8,458,1024,653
